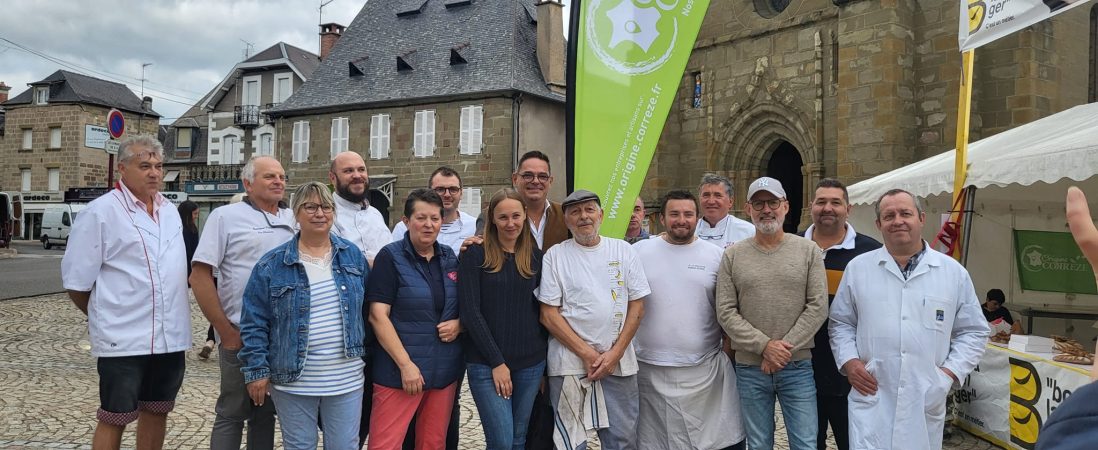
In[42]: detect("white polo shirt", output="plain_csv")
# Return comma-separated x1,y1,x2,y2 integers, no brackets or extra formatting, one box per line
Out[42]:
192,201,295,326
537,237,651,377
390,210,477,255
332,194,392,261
61,183,192,357
695,214,756,248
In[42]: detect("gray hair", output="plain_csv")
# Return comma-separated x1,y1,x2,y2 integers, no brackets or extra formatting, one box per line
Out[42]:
291,181,336,217
241,155,272,183
874,189,925,219
699,173,733,198
117,135,164,162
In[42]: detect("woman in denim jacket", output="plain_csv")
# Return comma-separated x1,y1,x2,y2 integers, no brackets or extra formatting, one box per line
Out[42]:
239,181,369,450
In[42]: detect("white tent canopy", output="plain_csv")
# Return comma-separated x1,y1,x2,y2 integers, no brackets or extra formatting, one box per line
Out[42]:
845,102,1098,342
848,102,1098,206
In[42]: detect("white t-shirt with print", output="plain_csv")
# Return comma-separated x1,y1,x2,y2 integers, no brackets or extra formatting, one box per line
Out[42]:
632,237,724,366
537,237,651,377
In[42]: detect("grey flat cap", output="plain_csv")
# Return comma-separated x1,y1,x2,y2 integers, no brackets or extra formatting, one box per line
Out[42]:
747,176,787,199
562,189,601,211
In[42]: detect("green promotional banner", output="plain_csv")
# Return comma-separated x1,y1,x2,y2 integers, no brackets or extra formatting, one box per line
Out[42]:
1014,230,1098,295
572,0,709,238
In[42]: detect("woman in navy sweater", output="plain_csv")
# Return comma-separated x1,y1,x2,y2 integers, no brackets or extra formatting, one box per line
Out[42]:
459,188,547,450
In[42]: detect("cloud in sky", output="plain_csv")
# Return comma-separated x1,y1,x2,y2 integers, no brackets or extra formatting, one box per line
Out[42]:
0,0,363,122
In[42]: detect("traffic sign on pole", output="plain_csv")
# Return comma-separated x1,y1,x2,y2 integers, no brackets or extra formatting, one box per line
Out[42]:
104,139,121,155
107,109,125,139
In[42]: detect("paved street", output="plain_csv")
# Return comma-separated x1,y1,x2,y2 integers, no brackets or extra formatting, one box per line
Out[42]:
0,240,64,300
0,293,1001,449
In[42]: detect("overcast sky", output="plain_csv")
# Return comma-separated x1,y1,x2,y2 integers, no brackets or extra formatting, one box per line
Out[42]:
0,1,572,123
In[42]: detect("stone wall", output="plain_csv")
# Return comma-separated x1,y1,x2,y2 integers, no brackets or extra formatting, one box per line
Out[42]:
643,0,1093,220
275,96,534,221
1,103,158,192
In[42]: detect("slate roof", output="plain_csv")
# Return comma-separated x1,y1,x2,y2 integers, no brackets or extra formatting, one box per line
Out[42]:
271,0,564,116
3,70,160,117
199,42,320,111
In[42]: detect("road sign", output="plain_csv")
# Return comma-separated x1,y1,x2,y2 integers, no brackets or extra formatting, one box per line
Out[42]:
104,139,120,155
107,109,125,139
84,125,109,149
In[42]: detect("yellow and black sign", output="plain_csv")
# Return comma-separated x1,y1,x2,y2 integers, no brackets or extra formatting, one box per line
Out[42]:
1008,357,1041,449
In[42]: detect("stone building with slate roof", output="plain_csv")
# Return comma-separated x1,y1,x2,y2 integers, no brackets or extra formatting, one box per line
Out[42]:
0,70,160,239
640,0,1094,232
161,42,320,214
268,0,568,225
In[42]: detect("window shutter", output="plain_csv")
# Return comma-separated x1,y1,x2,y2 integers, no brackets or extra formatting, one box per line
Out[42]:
472,106,483,154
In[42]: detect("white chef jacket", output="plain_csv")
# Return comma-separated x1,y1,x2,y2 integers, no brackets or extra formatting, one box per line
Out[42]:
61,184,192,357
829,243,989,450
695,214,756,248
191,200,295,327
332,193,392,261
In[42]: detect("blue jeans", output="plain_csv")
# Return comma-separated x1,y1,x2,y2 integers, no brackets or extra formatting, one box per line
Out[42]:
735,359,818,450
269,386,363,450
467,361,546,450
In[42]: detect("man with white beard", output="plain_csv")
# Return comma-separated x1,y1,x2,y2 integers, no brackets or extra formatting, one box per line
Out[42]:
716,177,828,450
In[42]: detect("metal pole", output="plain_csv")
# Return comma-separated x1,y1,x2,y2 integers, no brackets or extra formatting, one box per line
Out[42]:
959,186,977,267
107,155,115,188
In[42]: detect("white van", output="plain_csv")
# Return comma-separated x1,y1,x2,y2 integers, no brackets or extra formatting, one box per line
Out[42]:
41,203,85,249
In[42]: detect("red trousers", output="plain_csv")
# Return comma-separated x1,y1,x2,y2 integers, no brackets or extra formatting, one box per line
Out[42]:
367,382,457,450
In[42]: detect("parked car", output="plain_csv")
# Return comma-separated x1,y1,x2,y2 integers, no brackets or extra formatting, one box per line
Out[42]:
40,203,85,249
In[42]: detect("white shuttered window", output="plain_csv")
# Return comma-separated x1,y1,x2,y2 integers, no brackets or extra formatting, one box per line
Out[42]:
413,110,435,157
370,114,390,159
292,121,311,163
331,117,349,159
459,187,482,218
459,105,483,155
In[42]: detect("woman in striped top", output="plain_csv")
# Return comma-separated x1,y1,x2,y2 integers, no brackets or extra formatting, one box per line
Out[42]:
239,181,370,450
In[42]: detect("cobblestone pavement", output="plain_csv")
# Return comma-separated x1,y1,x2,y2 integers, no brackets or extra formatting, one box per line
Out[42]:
0,294,1001,449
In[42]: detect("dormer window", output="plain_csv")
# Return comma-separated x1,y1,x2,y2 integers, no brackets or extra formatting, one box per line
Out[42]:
34,87,49,105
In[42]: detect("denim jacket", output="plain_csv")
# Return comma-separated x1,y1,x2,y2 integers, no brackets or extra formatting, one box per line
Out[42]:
239,233,368,384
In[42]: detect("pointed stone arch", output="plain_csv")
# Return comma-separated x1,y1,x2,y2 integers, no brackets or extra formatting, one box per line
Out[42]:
706,57,824,220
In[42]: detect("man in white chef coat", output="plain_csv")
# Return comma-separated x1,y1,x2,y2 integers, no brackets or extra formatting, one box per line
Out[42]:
62,135,192,450
828,189,989,450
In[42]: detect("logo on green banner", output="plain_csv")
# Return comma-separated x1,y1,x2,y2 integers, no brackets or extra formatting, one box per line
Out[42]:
1014,230,1097,295
574,0,708,237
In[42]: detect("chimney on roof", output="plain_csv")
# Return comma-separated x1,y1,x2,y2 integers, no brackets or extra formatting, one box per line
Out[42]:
535,1,566,94
320,23,346,61
142,96,153,111
0,81,10,103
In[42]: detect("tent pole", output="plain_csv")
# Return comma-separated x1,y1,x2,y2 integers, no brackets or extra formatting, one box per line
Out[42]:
959,186,977,267
952,50,975,262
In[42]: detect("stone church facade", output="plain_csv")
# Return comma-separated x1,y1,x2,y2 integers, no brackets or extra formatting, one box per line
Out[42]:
644,0,1094,230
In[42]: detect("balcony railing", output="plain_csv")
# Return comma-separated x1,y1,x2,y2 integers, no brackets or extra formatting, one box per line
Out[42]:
261,103,279,125
234,105,260,127
189,164,243,181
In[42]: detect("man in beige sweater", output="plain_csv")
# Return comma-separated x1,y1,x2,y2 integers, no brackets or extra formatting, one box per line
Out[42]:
716,176,828,450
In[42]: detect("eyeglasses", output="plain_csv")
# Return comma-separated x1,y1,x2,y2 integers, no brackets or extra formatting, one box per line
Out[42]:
518,172,551,183
302,203,334,214
749,199,784,211
433,186,462,195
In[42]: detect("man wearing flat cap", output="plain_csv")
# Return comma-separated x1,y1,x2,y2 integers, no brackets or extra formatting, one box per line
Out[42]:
537,190,651,450
716,177,829,450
